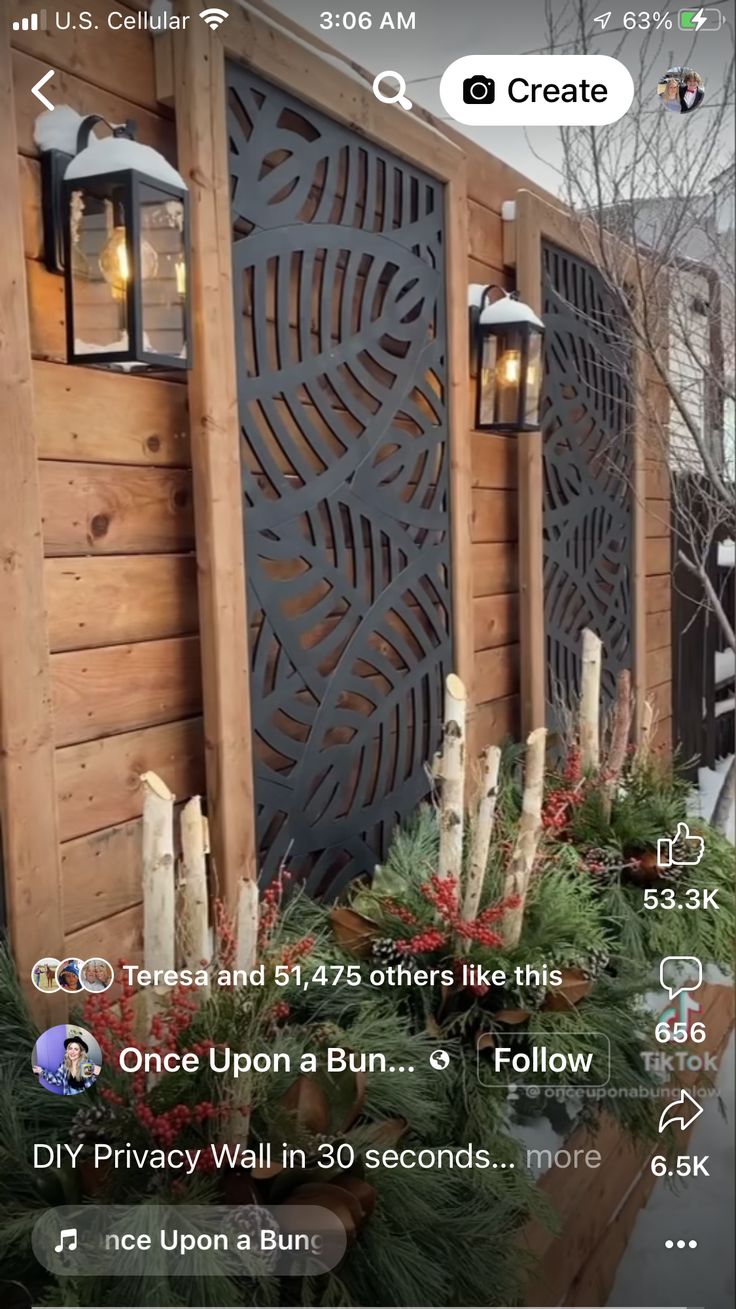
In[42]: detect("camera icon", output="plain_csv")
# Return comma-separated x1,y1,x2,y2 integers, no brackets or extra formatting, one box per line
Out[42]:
463,75,496,105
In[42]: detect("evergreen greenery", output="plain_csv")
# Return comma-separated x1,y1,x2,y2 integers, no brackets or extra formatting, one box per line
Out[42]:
1,724,731,1307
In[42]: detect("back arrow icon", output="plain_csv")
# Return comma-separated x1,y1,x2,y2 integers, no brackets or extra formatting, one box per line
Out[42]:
658,1088,704,1134
32,69,55,111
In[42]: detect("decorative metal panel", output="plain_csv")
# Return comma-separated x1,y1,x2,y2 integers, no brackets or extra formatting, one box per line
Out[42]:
227,64,452,895
541,242,633,728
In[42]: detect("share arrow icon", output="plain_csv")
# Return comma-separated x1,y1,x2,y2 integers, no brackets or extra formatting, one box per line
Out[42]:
593,11,612,30
658,1089,704,1134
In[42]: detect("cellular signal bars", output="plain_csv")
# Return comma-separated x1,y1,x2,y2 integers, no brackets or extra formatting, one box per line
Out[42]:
12,11,47,30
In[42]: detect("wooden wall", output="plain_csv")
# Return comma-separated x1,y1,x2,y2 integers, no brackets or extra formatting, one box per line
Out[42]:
464,158,522,756
7,1,203,974
1,1,672,982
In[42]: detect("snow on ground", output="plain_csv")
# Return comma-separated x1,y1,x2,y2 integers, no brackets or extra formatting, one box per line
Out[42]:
714,648,735,686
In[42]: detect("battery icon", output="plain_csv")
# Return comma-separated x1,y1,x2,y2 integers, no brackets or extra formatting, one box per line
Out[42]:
678,7,725,30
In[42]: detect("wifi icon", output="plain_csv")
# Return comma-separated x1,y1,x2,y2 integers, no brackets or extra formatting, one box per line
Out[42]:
199,7,229,28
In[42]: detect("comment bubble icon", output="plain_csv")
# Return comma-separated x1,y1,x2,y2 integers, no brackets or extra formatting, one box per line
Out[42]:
659,956,703,1002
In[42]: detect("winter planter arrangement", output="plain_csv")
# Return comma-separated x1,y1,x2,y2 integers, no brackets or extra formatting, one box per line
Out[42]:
1,631,732,1306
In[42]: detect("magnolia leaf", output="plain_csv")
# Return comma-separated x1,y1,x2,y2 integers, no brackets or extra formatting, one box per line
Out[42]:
250,1160,285,1180
495,1008,531,1025
285,1181,363,1241
329,907,379,958
543,968,593,1011
280,1074,331,1134
312,1064,366,1133
332,1173,378,1219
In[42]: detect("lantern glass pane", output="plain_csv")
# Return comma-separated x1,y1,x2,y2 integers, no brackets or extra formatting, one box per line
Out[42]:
69,184,130,356
478,334,497,427
138,185,187,360
524,331,543,426
494,328,525,427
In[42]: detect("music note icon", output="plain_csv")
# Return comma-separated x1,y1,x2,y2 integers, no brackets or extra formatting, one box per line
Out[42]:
54,1227,78,1253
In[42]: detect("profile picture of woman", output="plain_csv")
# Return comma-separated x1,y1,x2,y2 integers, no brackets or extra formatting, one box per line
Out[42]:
55,957,84,993
81,957,114,993
31,958,61,993
659,77,682,113
31,1025,102,1097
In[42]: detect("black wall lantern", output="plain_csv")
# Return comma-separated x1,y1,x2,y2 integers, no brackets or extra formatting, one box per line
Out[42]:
468,284,544,433
39,113,191,371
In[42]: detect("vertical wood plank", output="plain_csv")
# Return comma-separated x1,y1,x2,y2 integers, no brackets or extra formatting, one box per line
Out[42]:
511,191,546,734
0,27,64,1016
446,165,475,710
173,7,257,902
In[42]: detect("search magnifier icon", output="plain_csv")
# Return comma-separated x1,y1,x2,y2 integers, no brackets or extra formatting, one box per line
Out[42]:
372,70,413,111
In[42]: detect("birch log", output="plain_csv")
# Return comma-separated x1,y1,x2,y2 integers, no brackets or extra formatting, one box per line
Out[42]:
235,876,260,974
502,728,547,948
179,796,210,970
223,878,260,1143
638,700,654,763
141,771,175,973
437,673,467,883
461,745,502,923
603,669,633,821
580,629,603,772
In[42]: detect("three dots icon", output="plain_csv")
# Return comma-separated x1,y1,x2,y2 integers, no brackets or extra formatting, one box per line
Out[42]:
664,1239,698,1249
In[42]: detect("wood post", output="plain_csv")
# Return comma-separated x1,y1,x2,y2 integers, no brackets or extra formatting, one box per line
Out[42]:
141,771,176,973
461,745,501,923
437,673,467,884
580,629,603,772
173,2,258,910
179,796,210,970
503,727,547,947
0,26,64,1021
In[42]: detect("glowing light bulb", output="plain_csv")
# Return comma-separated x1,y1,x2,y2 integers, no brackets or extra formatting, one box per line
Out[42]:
498,349,521,387
175,257,187,297
99,226,158,299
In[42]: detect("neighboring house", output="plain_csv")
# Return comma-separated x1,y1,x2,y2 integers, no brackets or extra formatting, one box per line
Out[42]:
600,174,734,478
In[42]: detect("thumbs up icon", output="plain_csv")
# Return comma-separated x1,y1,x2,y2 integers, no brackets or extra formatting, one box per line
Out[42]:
657,822,705,869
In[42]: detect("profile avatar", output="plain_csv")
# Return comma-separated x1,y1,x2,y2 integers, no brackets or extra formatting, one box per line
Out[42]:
31,958,61,993
81,957,114,993
55,957,84,993
31,1026,102,1097
656,66,705,114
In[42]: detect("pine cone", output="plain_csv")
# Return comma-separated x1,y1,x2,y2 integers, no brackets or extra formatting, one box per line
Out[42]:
70,1103,119,1143
371,937,406,968
581,948,610,980
586,847,622,884
224,1205,280,1271
515,984,546,1010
